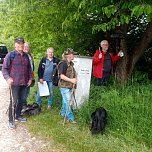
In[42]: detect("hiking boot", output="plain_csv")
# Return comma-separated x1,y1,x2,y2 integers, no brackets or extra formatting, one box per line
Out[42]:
15,117,27,122
9,121,15,129
68,120,77,124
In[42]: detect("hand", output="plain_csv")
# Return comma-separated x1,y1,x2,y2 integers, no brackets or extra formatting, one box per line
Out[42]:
27,80,32,87
118,50,124,57
70,78,77,84
39,79,44,84
7,78,13,86
99,53,102,59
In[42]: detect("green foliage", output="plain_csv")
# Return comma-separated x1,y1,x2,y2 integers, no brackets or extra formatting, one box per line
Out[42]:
1,0,152,55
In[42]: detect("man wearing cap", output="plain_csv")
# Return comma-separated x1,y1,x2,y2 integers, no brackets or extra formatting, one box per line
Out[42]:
58,48,77,124
2,37,32,129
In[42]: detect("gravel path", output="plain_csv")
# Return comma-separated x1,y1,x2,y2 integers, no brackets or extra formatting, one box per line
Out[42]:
0,71,59,152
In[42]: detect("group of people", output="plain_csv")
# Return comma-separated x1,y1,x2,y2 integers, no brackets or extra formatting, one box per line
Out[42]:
2,38,123,129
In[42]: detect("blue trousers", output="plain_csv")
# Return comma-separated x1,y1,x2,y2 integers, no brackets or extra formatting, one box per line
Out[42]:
60,87,74,121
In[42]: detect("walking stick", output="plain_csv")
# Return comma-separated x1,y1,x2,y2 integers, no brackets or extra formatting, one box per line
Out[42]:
73,92,78,109
5,86,14,117
10,86,15,122
63,85,75,126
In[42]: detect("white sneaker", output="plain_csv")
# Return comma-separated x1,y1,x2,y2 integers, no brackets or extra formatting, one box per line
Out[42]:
47,106,51,110
9,121,15,129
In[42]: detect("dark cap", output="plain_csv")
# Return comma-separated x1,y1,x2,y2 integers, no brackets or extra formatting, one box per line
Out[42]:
15,37,25,43
64,48,77,55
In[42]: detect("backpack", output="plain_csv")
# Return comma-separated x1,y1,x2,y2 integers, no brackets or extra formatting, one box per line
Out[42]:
52,60,65,86
10,51,16,62
21,103,41,116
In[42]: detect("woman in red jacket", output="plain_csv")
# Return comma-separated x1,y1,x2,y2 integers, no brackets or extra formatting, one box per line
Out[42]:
93,40,123,86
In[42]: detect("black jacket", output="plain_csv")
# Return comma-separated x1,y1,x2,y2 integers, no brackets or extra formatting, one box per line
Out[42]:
37,57,60,80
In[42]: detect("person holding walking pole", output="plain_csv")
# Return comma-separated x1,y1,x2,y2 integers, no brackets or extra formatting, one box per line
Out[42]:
58,48,77,124
2,37,32,129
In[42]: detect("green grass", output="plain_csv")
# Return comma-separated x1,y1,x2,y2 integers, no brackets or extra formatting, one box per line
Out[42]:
26,77,152,152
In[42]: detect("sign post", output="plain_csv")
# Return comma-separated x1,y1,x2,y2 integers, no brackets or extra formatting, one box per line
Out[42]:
73,56,93,107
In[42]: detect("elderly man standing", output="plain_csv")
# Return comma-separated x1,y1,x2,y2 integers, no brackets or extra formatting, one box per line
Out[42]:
93,40,124,86
58,48,77,124
2,37,32,129
36,47,60,109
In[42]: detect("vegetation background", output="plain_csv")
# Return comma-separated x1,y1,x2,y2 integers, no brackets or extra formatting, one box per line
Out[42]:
0,0,152,151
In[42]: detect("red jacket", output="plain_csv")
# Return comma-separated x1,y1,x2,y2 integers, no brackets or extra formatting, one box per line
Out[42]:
92,50,120,78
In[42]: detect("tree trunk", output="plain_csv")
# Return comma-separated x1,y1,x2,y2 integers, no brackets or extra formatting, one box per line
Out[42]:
114,21,152,84
114,37,128,84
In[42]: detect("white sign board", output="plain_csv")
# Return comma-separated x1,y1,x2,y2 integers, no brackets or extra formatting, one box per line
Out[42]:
73,56,92,107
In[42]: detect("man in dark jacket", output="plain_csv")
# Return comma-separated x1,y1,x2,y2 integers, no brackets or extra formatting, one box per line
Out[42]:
36,47,60,109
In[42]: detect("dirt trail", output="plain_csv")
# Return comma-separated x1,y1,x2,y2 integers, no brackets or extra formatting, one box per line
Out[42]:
0,71,58,152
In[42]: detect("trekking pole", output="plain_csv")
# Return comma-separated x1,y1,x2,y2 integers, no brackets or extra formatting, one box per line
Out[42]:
73,92,78,109
63,85,75,126
10,86,15,123
5,86,14,116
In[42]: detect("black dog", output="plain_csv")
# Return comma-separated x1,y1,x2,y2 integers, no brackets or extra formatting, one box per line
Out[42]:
90,107,107,135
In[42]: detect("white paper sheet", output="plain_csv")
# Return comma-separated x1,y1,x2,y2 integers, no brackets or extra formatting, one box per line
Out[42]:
38,81,50,96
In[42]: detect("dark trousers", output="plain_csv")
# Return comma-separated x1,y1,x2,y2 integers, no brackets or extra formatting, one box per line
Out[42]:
9,85,26,122
23,86,30,106
97,77,109,86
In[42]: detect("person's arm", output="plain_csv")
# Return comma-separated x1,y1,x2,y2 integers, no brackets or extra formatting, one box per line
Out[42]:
30,54,35,71
2,52,13,85
92,50,102,65
111,50,124,63
38,58,45,80
111,54,120,63
60,74,77,84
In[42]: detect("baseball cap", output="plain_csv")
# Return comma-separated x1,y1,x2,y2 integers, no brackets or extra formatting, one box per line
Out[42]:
15,37,25,43
64,48,77,55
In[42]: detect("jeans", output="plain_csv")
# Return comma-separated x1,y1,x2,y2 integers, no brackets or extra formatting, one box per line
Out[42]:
36,81,53,106
23,86,30,106
9,85,26,122
60,87,74,121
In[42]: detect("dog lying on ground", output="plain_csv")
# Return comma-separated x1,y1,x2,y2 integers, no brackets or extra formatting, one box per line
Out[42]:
90,107,107,135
